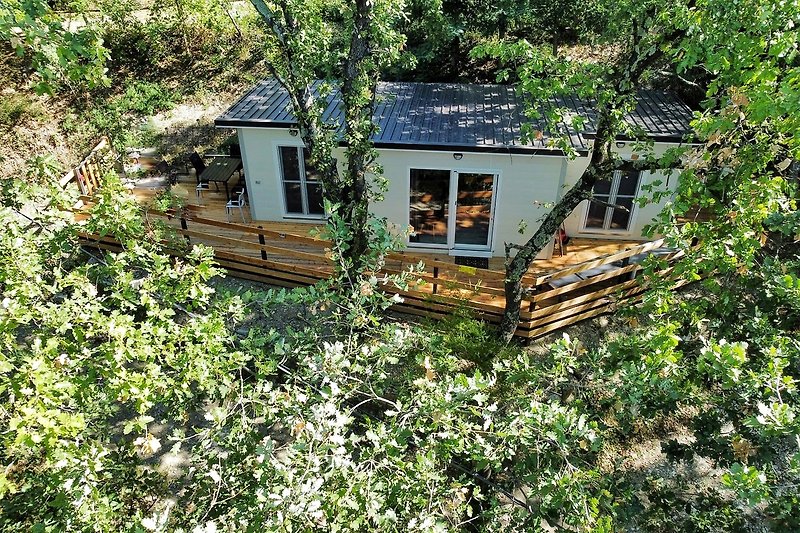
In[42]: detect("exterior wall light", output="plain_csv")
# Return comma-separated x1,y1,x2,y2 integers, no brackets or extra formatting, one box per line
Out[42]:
615,141,626,148
453,153,463,160
289,128,299,137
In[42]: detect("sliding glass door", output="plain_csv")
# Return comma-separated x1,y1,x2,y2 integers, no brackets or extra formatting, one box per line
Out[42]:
409,168,497,251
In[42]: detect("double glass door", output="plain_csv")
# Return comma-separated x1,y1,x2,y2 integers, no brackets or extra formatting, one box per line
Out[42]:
409,168,497,251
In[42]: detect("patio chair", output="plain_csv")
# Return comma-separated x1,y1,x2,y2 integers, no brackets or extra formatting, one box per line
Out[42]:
189,152,206,183
155,160,180,186
225,190,247,223
189,152,221,191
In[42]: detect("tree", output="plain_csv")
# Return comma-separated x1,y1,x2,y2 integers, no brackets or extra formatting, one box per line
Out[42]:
476,0,799,342
474,1,693,342
250,0,407,285
0,0,111,94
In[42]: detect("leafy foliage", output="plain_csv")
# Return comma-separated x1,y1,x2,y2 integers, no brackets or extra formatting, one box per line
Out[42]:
3,160,800,530
2,0,800,530
0,0,111,94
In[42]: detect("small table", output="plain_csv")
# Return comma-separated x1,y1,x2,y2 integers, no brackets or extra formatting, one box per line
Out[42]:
200,157,242,200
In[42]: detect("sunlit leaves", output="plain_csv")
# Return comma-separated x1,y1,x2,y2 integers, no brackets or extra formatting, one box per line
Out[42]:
0,0,111,94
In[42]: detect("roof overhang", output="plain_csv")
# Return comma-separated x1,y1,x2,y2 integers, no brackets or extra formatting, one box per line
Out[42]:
215,120,584,157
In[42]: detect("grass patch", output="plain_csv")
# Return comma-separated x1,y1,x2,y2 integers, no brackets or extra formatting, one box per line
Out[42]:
0,93,45,128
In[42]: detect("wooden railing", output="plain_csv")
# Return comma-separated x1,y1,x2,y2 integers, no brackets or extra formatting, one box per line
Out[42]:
67,139,686,340
77,205,684,339
60,137,111,196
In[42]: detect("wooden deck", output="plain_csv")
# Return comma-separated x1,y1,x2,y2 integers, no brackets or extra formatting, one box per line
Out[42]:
129,173,643,275
67,140,685,339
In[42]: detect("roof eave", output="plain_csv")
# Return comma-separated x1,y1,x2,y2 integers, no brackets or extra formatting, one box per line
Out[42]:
213,119,585,156
374,142,583,157
582,131,698,144
215,118,297,129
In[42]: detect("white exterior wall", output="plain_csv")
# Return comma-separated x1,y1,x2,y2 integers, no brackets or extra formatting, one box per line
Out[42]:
236,127,683,258
561,142,683,241
237,127,342,221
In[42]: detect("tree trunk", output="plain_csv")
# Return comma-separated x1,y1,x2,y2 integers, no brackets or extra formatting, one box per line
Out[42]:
498,174,597,343
496,15,688,343
336,0,378,277
498,110,616,343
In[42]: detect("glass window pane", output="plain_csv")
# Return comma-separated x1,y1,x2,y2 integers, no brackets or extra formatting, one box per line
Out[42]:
585,198,608,229
455,172,493,246
610,198,634,229
279,147,301,182
617,170,640,196
593,178,612,196
409,168,450,245
306,183,324,215
283,182,303,213
302,148,321,183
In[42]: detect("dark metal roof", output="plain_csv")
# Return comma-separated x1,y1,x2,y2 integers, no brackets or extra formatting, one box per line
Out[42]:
215,79,694,154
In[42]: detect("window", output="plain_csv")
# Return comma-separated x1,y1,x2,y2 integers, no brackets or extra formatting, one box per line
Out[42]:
409,169,450,245
584,169,640,231
278,146,324,217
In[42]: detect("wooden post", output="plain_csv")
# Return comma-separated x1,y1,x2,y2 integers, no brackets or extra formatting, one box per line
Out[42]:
258,226,268,260
180,217,190,243
432,266,439,295
527,286,537,312
86,162,99,192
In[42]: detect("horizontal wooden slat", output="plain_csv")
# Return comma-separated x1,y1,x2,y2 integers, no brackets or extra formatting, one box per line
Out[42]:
521,276,640,320
381,267,507,297
213,257,325,286
386,250,508,281
534,238,665,285
521,296,614,330
179,214,328,248
212,250,330,280
531,263,642,302
520,274,694,339
179,229,332,266
519,305,614,339
386,285,505,317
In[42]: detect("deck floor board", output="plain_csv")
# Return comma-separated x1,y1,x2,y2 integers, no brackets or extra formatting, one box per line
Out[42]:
129,174,643,278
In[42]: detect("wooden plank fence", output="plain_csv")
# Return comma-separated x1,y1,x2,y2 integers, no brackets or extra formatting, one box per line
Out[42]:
60,137,111,196
65,139,687,340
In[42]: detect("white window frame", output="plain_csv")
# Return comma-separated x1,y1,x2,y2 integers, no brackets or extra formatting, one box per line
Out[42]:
582,169,641,233
406,166,499,255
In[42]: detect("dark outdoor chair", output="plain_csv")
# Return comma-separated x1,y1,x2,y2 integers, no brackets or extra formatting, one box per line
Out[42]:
189,152,222,195
155,160,179,185
189,152,207,184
